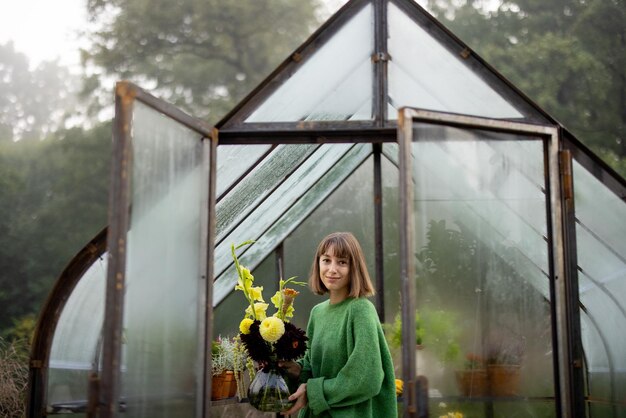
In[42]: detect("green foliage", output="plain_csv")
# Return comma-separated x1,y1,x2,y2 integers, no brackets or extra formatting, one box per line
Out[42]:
1,314,37,346
385,308,461,364
416,219,531,308
415,219,541,369
418,219,480,293
211,339,221,357
0,123,111,334
211,336,249,376
427,0,626,177
83,0,322,123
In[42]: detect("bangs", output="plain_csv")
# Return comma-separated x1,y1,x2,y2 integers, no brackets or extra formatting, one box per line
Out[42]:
320,237,350,260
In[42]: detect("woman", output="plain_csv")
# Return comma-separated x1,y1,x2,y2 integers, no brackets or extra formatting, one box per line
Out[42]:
281,232,397,417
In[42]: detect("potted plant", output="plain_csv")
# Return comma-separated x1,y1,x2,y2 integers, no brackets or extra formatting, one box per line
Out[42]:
211,336,249,400
455,353,488,397
485,335,524,397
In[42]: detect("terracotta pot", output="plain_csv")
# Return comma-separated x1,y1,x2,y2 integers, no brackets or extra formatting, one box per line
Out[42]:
220,371,238,399
487,364,521,397
211,370,239,400
211,373,226,400
455,369,488,397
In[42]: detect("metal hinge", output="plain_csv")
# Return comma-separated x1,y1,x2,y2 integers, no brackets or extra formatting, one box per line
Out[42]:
371,52,391,62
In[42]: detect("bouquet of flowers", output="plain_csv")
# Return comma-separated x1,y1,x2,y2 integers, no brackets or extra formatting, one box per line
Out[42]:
231,241,308,412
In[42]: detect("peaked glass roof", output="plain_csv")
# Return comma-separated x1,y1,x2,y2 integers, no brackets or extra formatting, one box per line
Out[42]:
219,0,547,129
387,3,524,119
246,3,374,122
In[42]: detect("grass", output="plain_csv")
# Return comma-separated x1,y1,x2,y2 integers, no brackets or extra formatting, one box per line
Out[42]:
0,337,29,418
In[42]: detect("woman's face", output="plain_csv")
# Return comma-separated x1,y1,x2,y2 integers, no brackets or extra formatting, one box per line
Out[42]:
319,246,350,302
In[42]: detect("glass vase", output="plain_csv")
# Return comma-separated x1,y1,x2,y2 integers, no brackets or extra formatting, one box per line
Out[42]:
248,362,294,412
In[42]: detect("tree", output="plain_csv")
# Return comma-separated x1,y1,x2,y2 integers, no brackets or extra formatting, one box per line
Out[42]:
0,123,111,333
0,0,324,337
426,0,626,176
82,0,322,123
0,43,81,142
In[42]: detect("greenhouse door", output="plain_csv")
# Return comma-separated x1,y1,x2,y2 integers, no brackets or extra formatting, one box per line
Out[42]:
95,82,217,418
396,108,579,418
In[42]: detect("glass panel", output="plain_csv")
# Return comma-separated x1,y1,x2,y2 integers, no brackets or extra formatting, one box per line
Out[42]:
283,157,376,330
409,123,555,416
388,3,524,120
122,101,205,417
216,144,271,198
245,3,374,122
378,153,404,386
216,144,317,239
212,143,372,306
48,255,107,408
573,160,626,411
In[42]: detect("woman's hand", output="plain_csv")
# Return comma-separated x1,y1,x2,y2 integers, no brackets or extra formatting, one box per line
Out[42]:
281,383,307,416
278,360,301,380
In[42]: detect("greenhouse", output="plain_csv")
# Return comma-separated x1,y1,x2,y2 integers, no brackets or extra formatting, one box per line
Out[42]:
26,0,625,417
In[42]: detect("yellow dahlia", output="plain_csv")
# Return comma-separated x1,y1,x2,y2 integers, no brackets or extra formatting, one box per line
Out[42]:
395,378,404,396
259,317,285,343
239,318,254,334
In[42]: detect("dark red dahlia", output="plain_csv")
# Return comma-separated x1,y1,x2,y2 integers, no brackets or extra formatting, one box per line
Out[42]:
274,322,308,361
240,321,272,362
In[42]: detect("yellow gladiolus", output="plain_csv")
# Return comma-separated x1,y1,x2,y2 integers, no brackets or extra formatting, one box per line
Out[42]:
246,302,269,320
242,267,254,281
243,268,255,292
249,286,264,302
259,317,285,343
271,291,281,309
239,318,254,334
283,305,295,319
235,266,254,292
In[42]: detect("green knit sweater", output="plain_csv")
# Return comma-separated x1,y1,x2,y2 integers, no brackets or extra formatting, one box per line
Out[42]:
296,297,397,418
